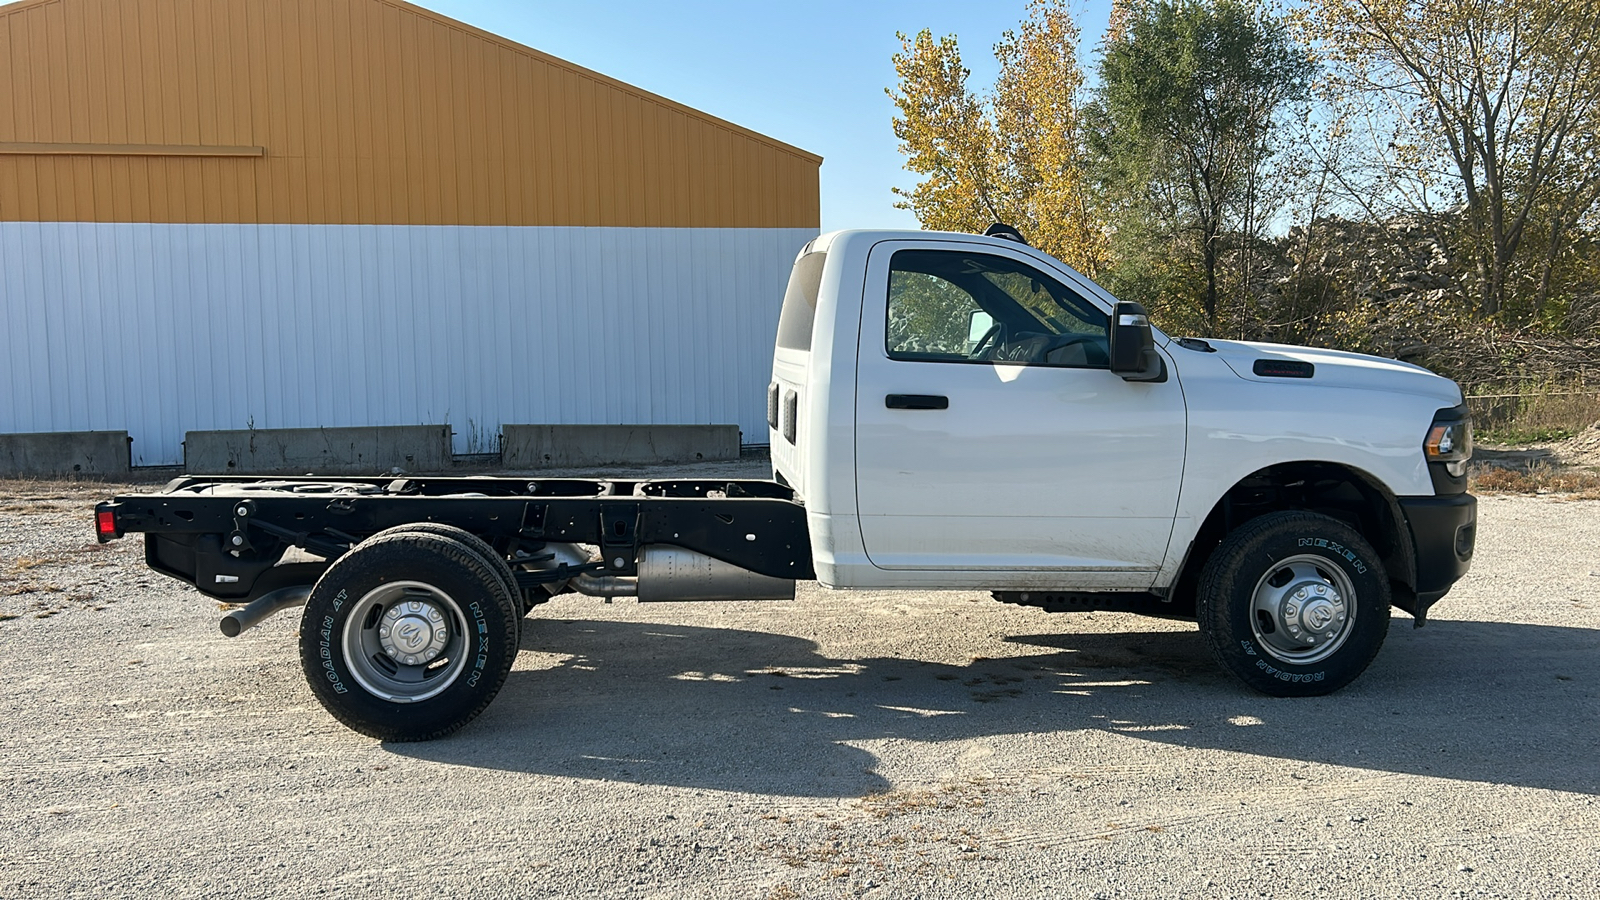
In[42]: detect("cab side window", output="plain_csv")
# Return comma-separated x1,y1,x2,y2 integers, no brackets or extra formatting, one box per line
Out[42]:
885,249,1109,368
886,270,985,360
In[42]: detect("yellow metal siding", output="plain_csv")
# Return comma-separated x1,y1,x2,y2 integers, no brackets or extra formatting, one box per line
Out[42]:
0,0,821,228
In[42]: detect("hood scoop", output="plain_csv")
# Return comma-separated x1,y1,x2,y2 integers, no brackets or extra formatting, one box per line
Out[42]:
1252,359,1315,378
1203,339,1458,402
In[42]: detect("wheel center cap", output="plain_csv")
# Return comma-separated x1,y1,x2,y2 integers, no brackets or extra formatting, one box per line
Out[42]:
1304,602,1335,630
1280,582,1347,644
378,599,449,665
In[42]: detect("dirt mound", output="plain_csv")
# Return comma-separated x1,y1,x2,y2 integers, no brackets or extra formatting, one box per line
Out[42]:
1543,421,1600,469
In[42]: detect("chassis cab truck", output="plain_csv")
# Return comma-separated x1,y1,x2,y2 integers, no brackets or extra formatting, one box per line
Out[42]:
96,228,1477,740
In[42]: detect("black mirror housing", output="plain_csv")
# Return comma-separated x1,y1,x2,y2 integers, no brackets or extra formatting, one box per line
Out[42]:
1109,301,1165,382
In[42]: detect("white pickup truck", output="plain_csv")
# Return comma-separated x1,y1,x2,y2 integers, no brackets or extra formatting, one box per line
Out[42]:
97,226,1477,740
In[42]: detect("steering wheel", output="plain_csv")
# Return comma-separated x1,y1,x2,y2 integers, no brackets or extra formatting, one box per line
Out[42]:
970,321,1009,360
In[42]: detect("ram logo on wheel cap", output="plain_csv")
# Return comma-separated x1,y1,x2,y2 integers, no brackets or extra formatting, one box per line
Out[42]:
379,601,449,664
395,621,428,651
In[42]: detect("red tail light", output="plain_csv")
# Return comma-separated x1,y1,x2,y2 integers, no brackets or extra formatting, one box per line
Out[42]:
95,507,119,542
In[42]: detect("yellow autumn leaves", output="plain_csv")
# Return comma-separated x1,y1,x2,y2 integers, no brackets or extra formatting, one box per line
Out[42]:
889,0,1108,279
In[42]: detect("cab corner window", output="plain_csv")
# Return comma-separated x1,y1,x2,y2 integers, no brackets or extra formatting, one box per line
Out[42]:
776,252,827,351
885,249,1109,368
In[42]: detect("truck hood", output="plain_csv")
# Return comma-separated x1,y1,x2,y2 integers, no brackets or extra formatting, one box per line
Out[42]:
1200,339,1463,406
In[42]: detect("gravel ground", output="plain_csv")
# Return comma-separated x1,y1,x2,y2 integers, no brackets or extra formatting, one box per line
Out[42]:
0,470,1596,899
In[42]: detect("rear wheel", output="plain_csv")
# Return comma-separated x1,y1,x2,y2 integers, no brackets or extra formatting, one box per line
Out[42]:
298,531,520,740
1197,511,1390,696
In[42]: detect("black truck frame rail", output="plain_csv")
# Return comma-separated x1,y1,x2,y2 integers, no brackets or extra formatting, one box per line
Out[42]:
97,475,815,604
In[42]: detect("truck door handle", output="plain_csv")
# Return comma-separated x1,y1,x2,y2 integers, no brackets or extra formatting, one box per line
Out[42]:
885,394,948,410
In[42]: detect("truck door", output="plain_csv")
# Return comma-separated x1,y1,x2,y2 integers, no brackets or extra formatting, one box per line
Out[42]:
853,240,1187,587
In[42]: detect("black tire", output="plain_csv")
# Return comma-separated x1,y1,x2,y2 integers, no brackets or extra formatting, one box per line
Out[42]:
1197,511,1390,697
371,523,530,617
298,531,520,740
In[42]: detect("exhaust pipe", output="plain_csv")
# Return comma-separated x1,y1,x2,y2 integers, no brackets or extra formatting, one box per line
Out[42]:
521,542,594,596
220,586,312,637
570,572,640,598
565,545,794,602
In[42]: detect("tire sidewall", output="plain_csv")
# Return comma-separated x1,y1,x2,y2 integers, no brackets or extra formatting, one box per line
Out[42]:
1202,513,1391,696
300,533,519,740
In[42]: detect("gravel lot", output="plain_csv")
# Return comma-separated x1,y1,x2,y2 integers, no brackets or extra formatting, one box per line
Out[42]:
1,469,1596,899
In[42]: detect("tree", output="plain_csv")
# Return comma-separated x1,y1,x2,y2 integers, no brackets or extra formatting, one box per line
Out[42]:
1310,0,1600,320
888,0,1107,276
1092,0,1314,331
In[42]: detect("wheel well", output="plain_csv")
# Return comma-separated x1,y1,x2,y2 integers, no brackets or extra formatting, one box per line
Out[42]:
1169,462,1416,613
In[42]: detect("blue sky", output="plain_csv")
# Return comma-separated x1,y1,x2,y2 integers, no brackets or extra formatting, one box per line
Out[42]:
410,0,1116,232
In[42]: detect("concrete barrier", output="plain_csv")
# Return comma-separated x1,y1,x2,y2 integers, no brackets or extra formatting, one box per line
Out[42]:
501,425,741,468
184,425,452,475
0,431,132,478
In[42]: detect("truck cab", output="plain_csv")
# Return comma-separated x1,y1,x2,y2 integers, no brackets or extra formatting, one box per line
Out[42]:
770,229,1476,690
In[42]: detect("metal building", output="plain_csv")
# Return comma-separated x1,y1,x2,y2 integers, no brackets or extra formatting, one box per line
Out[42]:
0,0,820,465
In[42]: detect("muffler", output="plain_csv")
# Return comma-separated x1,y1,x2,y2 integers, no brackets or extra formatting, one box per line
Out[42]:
565,545,794,602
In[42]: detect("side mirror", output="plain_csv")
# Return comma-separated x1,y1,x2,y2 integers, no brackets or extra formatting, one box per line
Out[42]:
966,309,995,354
1109,301,1165,382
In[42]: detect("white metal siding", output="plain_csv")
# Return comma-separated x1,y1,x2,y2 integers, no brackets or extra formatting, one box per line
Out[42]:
0,222,813,465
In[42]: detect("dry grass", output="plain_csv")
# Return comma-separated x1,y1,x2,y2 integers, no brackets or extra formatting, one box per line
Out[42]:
1471,463,1600,498
0,546,112,620
2,549,82,577
858,780,991,818
0,501,74,515
0,475,167,505
1472,383,1600,445
1,582,64,596
1,588,109,621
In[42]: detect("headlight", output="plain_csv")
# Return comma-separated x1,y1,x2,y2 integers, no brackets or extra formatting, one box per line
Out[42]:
1425,417,1473,477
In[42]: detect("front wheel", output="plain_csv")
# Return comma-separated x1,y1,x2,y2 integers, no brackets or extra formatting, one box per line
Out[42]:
1197,511,1391,696
298,531,520,740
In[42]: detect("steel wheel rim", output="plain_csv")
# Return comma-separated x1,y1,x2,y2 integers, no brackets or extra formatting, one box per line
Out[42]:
342,580,470,703
1248,553,1357,665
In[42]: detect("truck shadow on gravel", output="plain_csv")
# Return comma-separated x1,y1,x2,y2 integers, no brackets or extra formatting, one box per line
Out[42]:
390,617,1600,798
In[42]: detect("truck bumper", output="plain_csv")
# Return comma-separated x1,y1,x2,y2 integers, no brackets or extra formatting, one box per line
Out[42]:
1398,493,1477,623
